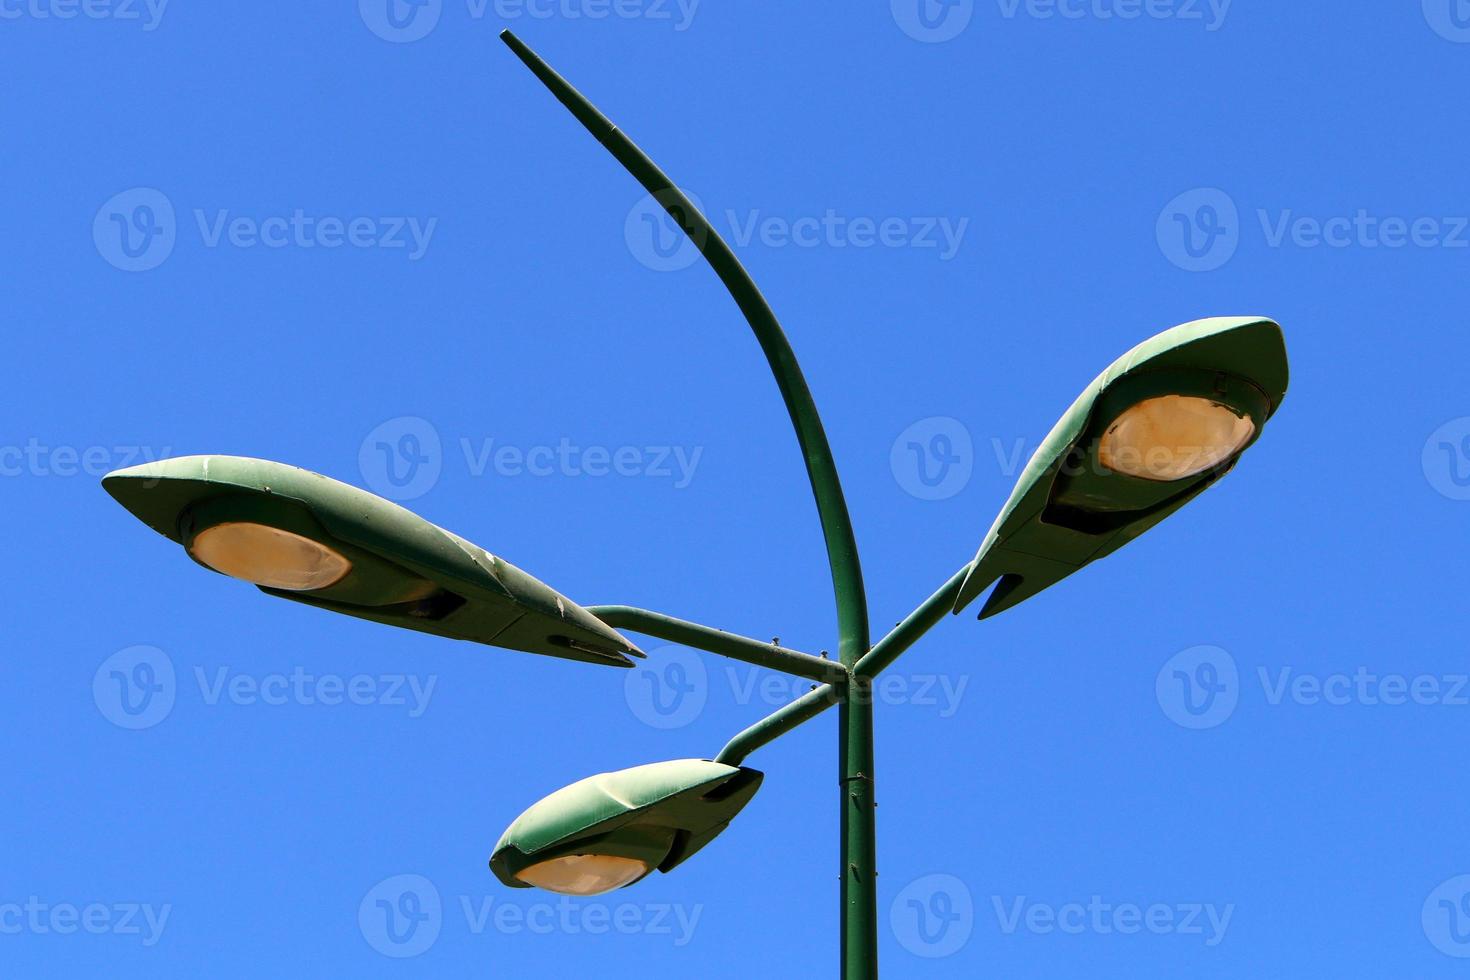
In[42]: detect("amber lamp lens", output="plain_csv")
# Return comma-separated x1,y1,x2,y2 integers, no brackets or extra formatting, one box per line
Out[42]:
515,854,652,896
189,522,351,591
1098,395,1256,482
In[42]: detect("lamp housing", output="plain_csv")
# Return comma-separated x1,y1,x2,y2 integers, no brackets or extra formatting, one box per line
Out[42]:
490,759,763,894
954,316,1289,619
102,455,643,667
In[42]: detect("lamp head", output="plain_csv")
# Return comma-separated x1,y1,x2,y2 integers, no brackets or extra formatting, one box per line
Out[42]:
490,759,763,895
102,455,643,667
954,316,1289,618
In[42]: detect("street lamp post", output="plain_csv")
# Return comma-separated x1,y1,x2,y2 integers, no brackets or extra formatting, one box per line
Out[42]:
102,31,1290,978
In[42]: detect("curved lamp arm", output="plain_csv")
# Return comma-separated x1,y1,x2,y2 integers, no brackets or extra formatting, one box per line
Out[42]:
500,30,871,667
852,565,970,679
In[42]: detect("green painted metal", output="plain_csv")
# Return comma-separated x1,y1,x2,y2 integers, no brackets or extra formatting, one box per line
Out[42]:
499,35,883,971
498,29,871,670
954,316,1290,619
490,760,763,889
709,562,970,768
101,455,643,667
840,679,878,978
714,685,839,766
497,37,882,969
588,605,848,685
853,565,971,680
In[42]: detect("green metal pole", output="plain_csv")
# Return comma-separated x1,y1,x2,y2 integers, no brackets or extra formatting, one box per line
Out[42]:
841,676,878,978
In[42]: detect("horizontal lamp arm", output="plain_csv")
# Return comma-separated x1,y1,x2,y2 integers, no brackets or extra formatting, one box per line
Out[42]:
587,605,847,685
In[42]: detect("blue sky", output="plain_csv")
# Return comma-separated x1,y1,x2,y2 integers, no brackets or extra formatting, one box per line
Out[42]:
4,2,1470,976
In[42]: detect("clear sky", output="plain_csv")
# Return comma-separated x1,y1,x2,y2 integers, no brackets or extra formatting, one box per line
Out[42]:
3,2,1469,977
